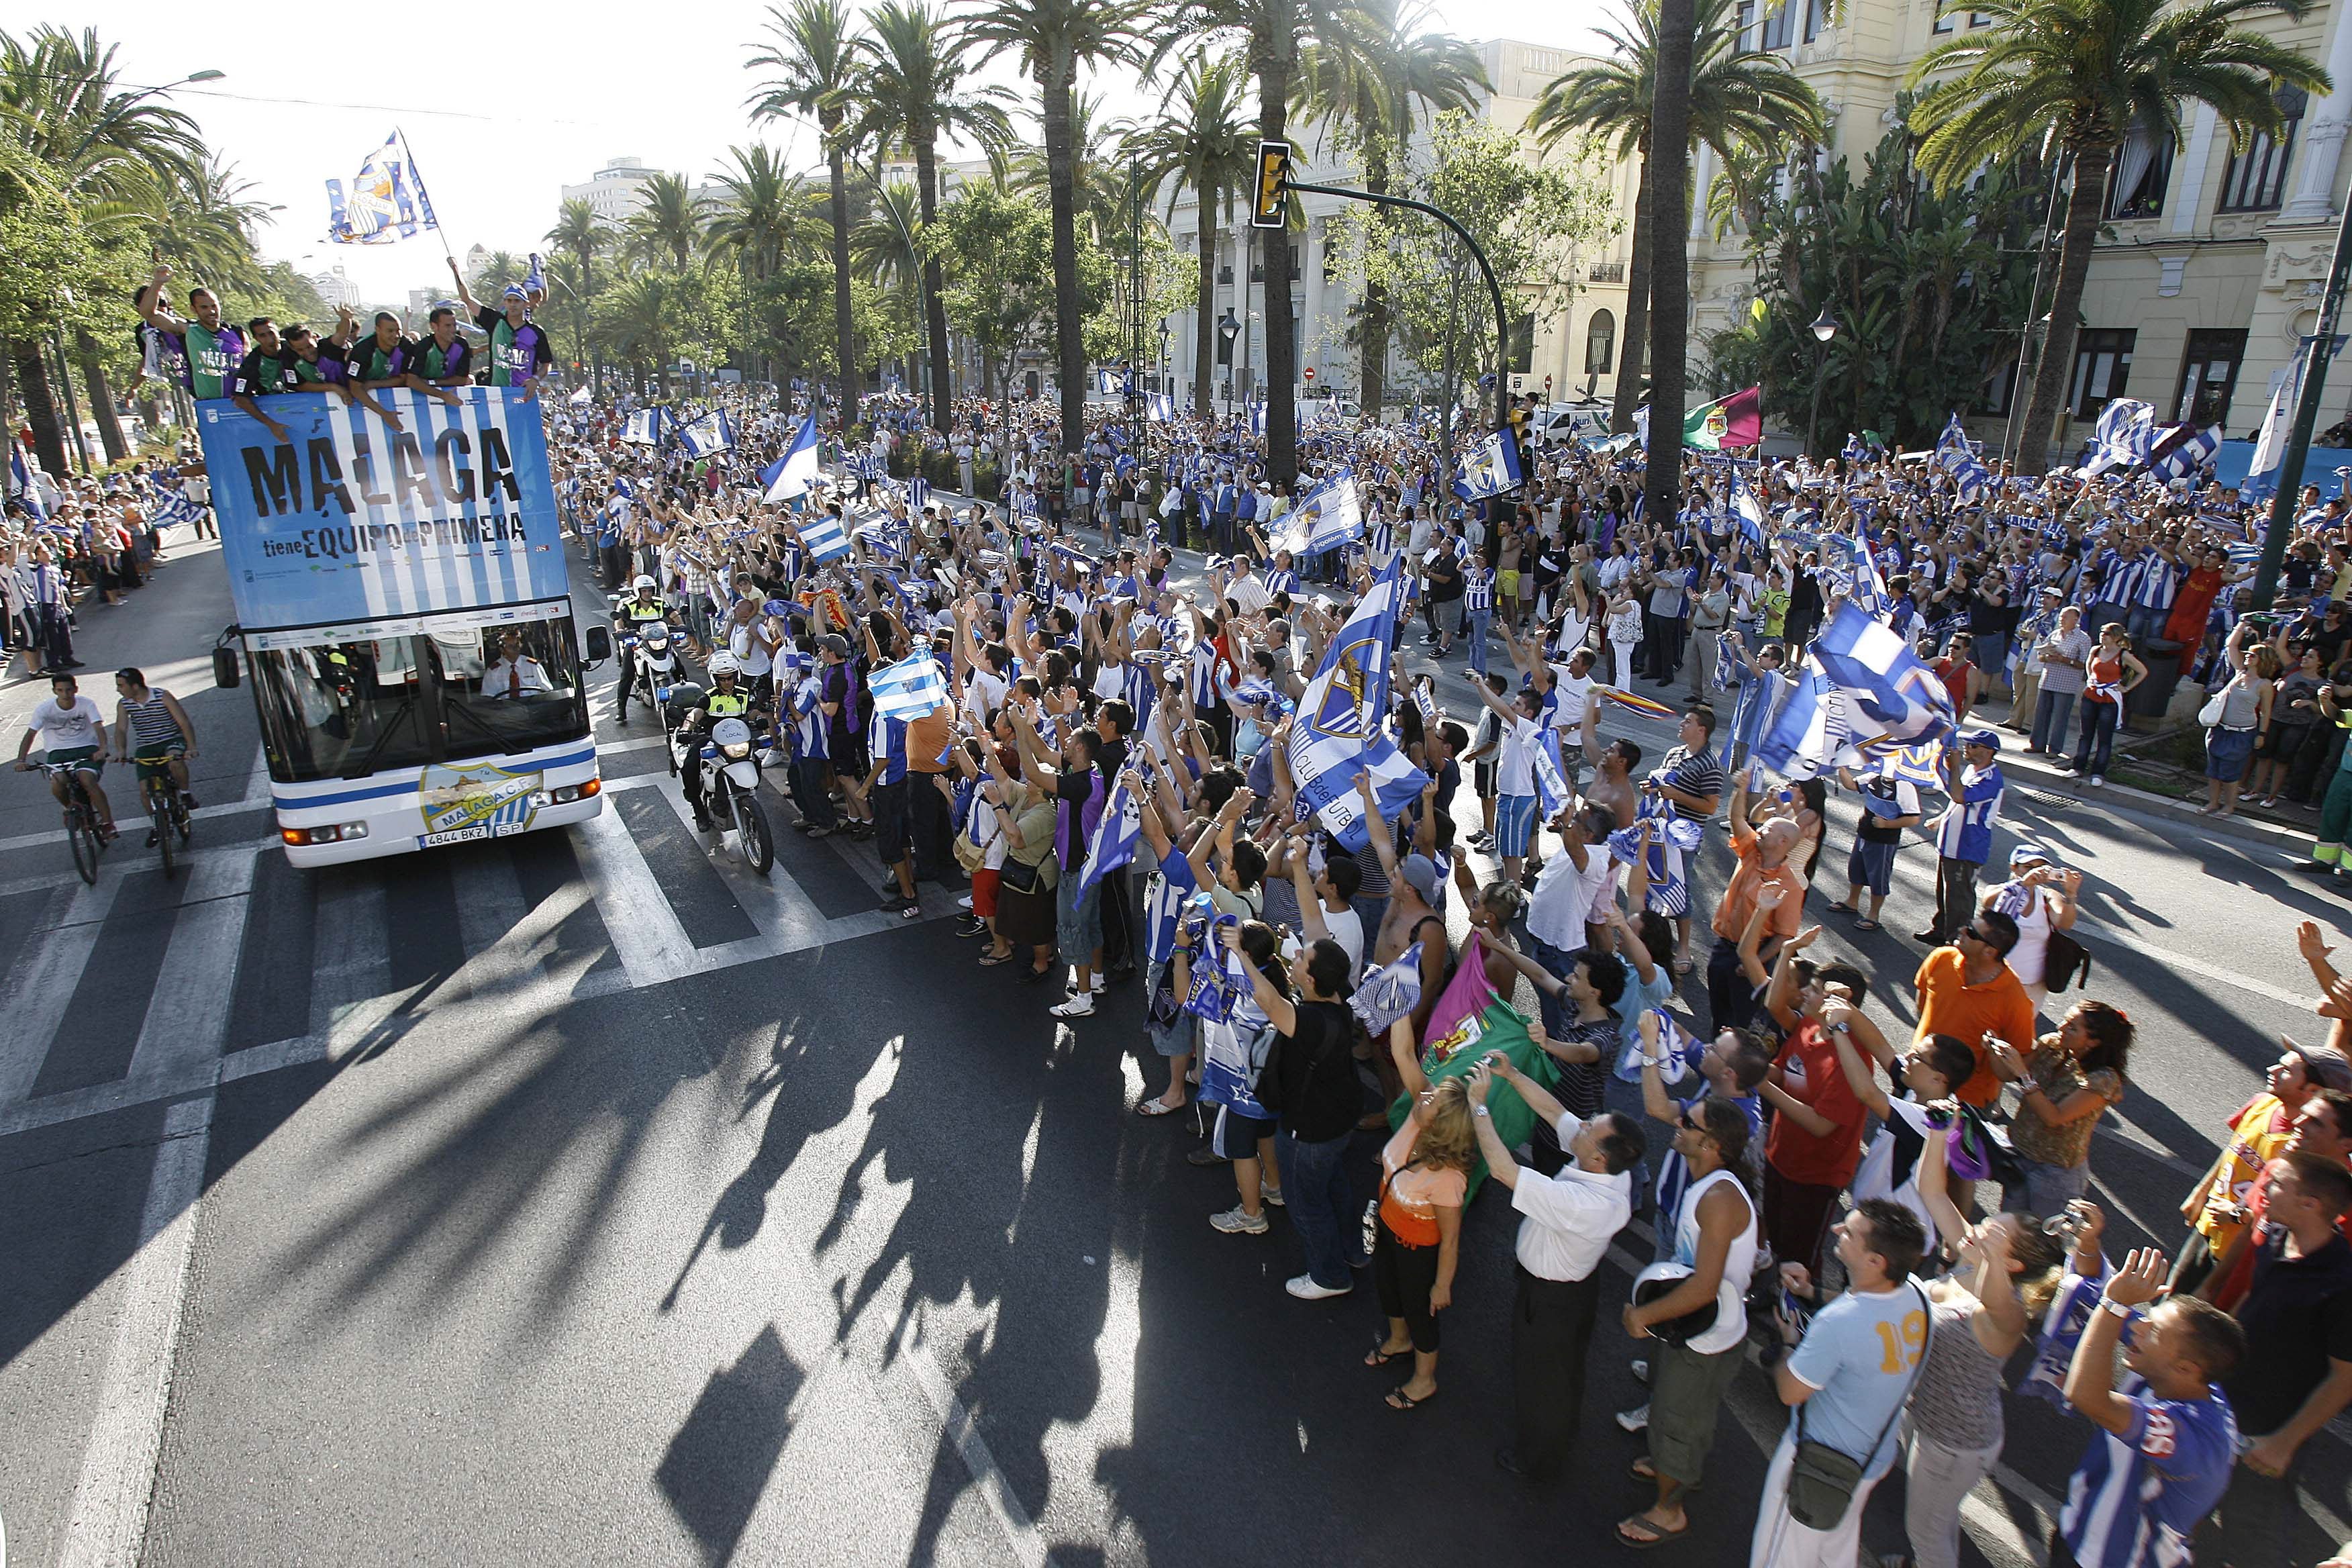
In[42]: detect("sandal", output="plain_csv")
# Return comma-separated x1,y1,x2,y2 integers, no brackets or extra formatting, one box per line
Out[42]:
1853,918,1880,932
1383,1383,1436,1410
1671,955,1694,975
979,948,1015,966
1135,1097,1184,1117
1826,901,1855,914
1364,1338,1411,1368
1615,1511,1690,1549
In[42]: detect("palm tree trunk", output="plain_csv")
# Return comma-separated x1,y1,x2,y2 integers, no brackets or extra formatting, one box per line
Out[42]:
1643,0,1696,529
914,135,954,432
11,342,69,479
79,341,128,464
1611,148,1653,436
1354,145,1391,422
2017,141,2114,477
1253,45,1298,483
827,134,860,412
1194,207,1218,415
1042,59,1087,456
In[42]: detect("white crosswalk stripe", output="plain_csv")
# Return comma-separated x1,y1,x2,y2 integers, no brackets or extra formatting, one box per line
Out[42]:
0,764,971,1141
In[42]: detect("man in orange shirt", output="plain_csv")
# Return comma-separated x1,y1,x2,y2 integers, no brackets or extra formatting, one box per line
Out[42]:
1706,782,1805,1032
1911,908,2036,1108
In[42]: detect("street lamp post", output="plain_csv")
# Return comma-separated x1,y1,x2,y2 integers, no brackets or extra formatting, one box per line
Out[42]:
1158,317,1171,399
69,70,223,162
1216,309,1240,415
1805,306,1839,458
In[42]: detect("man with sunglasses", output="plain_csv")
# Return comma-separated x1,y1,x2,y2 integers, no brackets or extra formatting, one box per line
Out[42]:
1915,730,2006,946
1913,907,2036,1110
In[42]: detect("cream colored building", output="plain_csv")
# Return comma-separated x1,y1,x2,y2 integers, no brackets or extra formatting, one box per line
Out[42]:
1151,38,1640,414
1681,0,2352,456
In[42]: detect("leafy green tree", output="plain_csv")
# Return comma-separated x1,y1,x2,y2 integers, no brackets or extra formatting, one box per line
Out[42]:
1909,0,2329,473
850,178,929,385
926,183,1112,446
625,172,706,271
545,197,609,299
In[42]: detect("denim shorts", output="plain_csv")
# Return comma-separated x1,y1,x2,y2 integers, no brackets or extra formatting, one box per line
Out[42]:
1057,866,1104,957
1847,836,1898,895
2205,725,2256,783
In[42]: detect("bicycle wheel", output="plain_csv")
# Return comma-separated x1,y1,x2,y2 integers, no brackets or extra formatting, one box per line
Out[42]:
152,788,177,879
67,807,99,885
175,790,193,844
733,789,773,875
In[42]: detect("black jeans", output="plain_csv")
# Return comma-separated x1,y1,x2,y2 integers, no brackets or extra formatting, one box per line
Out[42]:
1930,856,1980,943
1512,1264,1602,1478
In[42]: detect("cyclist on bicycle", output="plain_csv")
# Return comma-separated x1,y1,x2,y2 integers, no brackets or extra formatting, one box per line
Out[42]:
111,667,199,844
614,573,673,724
679,651,754,840
13,671,119,841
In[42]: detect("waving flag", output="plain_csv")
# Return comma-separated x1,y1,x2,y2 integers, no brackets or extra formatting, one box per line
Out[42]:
1144,391,1177,424
1531,727,1573,818
1683,386,1761,451
2081,398,2156,477
1842,433,1867,466
1349,941,1425,1035
678,408,737,460
1390,934,1557,1196
1287,556,1429,852
1246,396,1267,438
1452,426,1526,501
2248,376,2296,492
1729,471,1767,546
1937,413,1990,503
1594,685,1679,721
868,652,950,720
7,444,46,522
762,415,822,501
2150,423,2222,483
797,511,851,564
568,383,592,408
1753,601,1957,779
622,407,668,446
1279,468,1365,555
1091,368,1122,396
1080,779,1142,894
326,132,439,246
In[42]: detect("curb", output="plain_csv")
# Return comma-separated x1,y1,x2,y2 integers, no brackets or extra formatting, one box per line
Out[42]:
1982,735,2316,854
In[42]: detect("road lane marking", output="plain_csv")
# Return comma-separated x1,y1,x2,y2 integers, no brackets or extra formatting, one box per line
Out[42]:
894,1314,1047,1568
0,876,124,1108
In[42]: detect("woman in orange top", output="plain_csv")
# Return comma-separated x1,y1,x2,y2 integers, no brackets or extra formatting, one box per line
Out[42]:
1363,1069,1477,1411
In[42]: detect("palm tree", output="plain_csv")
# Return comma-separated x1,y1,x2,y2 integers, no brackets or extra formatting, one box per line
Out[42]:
1154,0,1354,479
1128,52,1257,414
626,171,705,271
960,0,1149,451
1295,0,1487,419
546,197,609,299
1528,0,1823,435
706,143,824,283
746,0,872,410
1,25,215,471
603,273,679,395
1911,0,2329,473
1009,90,1136,244
857,1,1015,430
851,178,929,386
470,250,526,299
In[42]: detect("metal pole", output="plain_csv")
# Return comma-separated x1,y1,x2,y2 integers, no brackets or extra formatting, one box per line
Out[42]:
1286,179,1512,437
2254,189,2352,609
1999,145,2070,467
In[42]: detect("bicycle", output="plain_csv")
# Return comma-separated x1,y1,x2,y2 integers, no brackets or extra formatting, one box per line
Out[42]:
132,754,194,877
31,759,108,885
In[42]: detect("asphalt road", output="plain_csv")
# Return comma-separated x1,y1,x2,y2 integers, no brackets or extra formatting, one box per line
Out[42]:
1,519,2348,1567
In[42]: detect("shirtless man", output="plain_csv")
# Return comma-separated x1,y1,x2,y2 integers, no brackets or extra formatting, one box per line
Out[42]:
1579,699,1642,830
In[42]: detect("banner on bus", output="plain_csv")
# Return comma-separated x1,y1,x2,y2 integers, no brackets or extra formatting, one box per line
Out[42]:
241,596,571,652
197,387,567,633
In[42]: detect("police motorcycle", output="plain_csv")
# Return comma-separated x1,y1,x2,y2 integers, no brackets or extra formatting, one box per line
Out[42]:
668,652,775,875
611,574,675,729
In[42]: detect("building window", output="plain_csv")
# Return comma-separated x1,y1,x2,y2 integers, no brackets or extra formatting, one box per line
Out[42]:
1760,0,1794,48
2105,125,2173,219
1508,312,1536,375
1932,0,1953,33
2069,328,2137,420
1803,0,1829,40
1975,356,2018,418
2174,328,2246,426
1585,309,1618,375
2217,91,2304,213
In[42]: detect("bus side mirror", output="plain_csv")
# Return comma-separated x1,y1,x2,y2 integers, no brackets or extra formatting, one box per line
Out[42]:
583,625,612,666
212,645,240,689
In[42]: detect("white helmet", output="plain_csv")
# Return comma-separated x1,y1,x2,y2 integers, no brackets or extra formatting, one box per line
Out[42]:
705,652,741,677
633,574,657,591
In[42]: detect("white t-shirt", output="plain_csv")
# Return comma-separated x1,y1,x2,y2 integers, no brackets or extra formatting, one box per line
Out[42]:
966,665,1010,722
1526,841,1618,952
28,695,103,752
1549,671,1593,730
1318,903,1366,972
1496,714,1539,797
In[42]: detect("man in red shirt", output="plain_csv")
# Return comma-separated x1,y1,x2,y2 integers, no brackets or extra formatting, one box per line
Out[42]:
2200,1087,2352,1312
1761,928,1873,1279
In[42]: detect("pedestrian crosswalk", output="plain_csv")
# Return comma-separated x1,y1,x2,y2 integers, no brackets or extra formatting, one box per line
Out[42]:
0,753,967,1140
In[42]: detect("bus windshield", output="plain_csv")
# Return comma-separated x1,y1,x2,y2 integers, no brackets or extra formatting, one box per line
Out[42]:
251,613,588,783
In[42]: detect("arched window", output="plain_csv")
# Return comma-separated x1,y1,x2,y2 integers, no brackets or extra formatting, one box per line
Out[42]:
1585,309,1618,375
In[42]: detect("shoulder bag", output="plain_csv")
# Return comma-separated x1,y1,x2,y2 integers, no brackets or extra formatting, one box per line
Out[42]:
1784,1281,1933,1531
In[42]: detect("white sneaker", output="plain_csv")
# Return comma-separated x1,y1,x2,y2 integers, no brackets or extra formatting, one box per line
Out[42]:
957,893,974,910
2089,774,2105,788
1262,1185,1286,1208
1210,1205,1269,1235
1630,1358,1650,1385
1087,973,1107,994
1285,1273,1350,1300
1050,993,1096,1019
1616,1402,1650,1434
2053,765,2079,778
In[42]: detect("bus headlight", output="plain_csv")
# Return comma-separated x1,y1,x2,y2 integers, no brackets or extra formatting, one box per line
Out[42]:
283,822,369,846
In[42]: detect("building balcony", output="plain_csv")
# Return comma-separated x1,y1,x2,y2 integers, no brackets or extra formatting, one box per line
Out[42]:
1588,261,1626,284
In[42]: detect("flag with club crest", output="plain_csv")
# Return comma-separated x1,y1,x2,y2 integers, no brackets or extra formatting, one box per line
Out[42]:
1080,778,1142,894
622,407,668,446
326,132,439,246
1753,601,1958,780
1451,426,1526,501
2081,399,2156,477
1278,468,1364,556
678,408,737,460
1287,556,1428,852
1389,933,1557,1196
1937,413,1990,503
2149,423,2222,482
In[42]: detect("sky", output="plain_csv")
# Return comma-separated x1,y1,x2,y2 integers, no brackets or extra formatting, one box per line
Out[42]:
15,0,1610,309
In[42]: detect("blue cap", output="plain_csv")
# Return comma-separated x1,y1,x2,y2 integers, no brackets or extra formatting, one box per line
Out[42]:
1961,728,2001,750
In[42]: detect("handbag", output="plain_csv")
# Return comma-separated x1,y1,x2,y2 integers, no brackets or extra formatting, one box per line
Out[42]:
2197,685,2228,728
998,852,1050,897
1785,1282,1932,1531
2043,928,2092,993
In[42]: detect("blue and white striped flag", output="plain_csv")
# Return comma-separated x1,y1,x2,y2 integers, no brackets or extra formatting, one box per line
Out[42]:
1531,727,1573,818
2149,424,2221,482
1080,779,1142,893
2081,398,2155,477
1729,471,1767,546
798,511,851,563
762,415,822,501
1092,368,1122,396
678,408,737,460
1278,468,1364,555
622,407,668,446
1145,391,1177,424
868,652,950,720
1753,600,1957,780
1452,426,1526,502
326,132,438,246
1936,413,1989,503
1348,940,1424,1034
9,444,49,521
1285,556,1429,852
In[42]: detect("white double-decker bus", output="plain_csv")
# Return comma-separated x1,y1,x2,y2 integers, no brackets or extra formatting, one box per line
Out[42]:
200,385,609,865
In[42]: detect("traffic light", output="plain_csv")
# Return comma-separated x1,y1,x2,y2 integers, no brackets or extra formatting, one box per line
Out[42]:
1252,140,1291,229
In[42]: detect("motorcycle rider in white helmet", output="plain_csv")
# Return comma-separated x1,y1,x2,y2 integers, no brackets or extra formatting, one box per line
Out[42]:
679,651,754,837
615,573,673,725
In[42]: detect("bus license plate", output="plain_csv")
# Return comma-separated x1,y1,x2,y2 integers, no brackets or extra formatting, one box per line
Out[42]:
421,825,493,847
